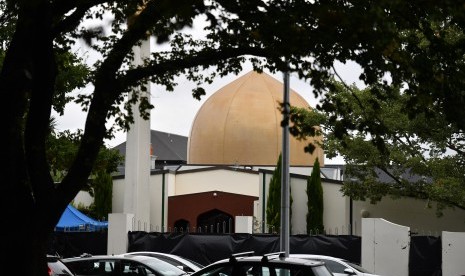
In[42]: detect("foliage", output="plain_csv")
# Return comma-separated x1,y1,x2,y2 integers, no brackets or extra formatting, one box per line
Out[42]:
265,153,294,233
290,81,465,215
4,0,465,274
306,158,324,234
47,122,119,220
91,171,113,221
46,121,123,189
266,153,282,233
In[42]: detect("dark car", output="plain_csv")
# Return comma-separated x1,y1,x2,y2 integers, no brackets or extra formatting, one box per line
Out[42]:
47,255,74,276
62,253,188,276
190,252,333,276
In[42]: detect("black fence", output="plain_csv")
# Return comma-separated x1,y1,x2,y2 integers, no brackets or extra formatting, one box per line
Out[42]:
48,231,108,258
127,232,361,266
409,236,442,276
48,231,442,275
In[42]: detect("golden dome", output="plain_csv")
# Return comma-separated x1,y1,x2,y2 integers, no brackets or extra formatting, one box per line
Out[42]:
187,71,324,166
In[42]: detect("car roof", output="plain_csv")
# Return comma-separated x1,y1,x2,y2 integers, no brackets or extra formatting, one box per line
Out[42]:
123,252,204,267
47,255,62,261
63,254,177,263
62,253,188,275
289,254,347,262
290,254,378,275
209,252,326,267
124,252,187,261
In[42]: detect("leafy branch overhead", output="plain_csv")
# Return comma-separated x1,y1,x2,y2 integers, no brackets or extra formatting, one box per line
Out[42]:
290,80,465,214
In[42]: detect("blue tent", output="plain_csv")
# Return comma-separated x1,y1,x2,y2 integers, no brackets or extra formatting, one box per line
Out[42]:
55,204,108,232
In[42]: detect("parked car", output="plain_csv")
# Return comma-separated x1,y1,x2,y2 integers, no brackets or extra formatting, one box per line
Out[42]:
290,254,380,276
47,255,75,276
122,252,204,273
62,253,189,276
190,251,333,276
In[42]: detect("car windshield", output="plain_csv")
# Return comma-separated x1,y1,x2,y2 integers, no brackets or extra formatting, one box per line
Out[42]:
134,253,203,270
143,258,187,276
345,261,373,273
180,257,204,269
47,256,74,276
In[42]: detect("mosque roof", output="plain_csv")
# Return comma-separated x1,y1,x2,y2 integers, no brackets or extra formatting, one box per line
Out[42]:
114,130,187,161
187,71,324,166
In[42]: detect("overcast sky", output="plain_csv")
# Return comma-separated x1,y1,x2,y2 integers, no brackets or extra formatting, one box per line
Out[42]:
53,15,364,165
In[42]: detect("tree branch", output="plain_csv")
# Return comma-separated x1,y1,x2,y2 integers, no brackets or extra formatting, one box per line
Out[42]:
118,46,270,90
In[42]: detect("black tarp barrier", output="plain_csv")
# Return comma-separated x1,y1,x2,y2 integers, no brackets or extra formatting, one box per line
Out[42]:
409,236,442,276
127,232,361,266
48,231,108,258
47,231,442,275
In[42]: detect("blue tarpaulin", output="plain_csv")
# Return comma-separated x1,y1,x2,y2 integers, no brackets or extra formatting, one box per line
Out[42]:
55,204,108,232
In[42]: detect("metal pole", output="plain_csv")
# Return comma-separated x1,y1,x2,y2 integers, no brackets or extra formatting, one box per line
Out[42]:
280,71,290,256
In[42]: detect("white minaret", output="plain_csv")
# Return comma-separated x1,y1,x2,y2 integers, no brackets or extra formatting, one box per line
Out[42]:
123,37,152,230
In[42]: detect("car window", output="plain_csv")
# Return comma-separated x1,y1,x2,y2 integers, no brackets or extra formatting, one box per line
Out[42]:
48,258,74,276
129,253,203,272
146,255,189,272
66,260,118,276
317,260,346,274
121,260,154,276
309,266,333,276
196,263,326,276
137,258,186,276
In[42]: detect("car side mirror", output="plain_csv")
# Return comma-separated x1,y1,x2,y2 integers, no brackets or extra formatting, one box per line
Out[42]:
343,268,357,275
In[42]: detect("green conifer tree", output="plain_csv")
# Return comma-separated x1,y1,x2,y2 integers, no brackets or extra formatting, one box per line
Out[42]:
266,153,282,233
92,171,113,221
306,157,324,234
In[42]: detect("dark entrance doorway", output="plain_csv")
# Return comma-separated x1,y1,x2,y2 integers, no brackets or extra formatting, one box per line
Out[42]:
174,219,190,232
197,209,233,233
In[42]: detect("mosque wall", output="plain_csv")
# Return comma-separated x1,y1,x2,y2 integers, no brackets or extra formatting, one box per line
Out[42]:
113,173,167,231
73,191,93,207
112,177,125,214
320,182,349,233
288,178,347,235
165,171,177,197
173,169,259,196
106,167,465,235
256,170,348,235
353,196,465,235
148,173,166,231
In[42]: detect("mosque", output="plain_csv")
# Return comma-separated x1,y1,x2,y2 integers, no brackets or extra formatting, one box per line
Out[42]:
76,70,465,237
109,70,342,234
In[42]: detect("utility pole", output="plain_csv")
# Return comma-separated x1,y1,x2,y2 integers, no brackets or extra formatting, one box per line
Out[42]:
280,70,290,256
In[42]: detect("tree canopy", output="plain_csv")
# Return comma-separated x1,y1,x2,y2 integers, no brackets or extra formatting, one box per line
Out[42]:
2,0,465,275
290,80,465,215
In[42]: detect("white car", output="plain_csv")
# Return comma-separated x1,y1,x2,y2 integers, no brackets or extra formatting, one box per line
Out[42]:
62,254,188,276
121,252,204,273
191,252,333,276
290,254,380,276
